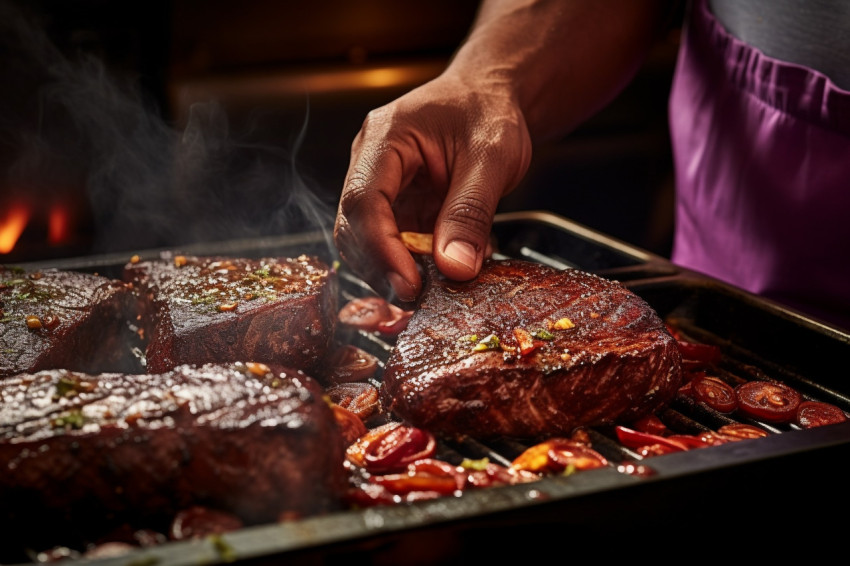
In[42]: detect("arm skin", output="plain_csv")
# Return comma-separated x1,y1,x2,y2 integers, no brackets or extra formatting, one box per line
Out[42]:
334,0,672,301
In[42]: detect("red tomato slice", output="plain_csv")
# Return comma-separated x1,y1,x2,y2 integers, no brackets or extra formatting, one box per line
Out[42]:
331,404,368,446
692,376,738,413
511,438,608,474
346,422,437,474
325,382,381,422
716,423,769,440
796,401,848,429
324,344,380,384
629,414,670,436
338,296,393,330
370,458,466,495
676,340,722,368
338,297,414,336
735,381,801,423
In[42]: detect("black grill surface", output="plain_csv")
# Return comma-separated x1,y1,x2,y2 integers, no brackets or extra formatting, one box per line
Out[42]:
7,210,850,564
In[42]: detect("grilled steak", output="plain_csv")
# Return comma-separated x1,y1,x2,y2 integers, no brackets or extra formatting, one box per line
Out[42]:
0,362,347,552
0,266,138,378
124,254,337,373
381,259,683,439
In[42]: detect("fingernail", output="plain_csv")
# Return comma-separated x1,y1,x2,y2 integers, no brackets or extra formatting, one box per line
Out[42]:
387,272,415,302
444,240,477,271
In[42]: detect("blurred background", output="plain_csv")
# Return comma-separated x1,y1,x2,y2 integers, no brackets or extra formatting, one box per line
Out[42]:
0,0,681,264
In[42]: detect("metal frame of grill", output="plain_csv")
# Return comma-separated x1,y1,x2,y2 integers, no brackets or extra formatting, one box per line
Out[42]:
8,210,850,564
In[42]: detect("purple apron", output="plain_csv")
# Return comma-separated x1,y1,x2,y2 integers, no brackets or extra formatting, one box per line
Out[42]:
668,0,850,330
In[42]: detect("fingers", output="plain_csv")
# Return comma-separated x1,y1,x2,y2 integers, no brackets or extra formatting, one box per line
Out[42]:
433,111,532,281
334,119,423,302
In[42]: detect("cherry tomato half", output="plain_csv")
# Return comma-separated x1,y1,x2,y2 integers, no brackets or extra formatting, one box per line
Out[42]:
675,340,722,367
331,404,368,446
324,344,379,384
511,438,608,474
735,380,801,423
325,382,381,422
692,376,738,413
370,458,466,496
796,401,848,429
338,297,413,336
345,422,437,474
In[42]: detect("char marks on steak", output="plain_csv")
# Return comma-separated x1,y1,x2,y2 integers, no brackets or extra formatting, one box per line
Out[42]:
0,267,138,378
124,254,337,373
0,362,347,552
381,259,683,439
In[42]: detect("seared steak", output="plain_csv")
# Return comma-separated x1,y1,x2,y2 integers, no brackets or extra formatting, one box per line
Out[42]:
0,267,138,378
124,254,337,373
381,259,683,439
0,362,347,551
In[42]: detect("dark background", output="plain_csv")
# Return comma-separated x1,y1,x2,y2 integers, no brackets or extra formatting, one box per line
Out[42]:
0,0,680,262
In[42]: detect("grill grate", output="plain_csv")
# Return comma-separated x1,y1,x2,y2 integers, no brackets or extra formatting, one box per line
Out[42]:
8,210,850,564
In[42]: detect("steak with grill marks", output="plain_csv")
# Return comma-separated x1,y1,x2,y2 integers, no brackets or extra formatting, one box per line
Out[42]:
381,259,683,439
0,362,347,553
0,267,138,378
124,254,337,374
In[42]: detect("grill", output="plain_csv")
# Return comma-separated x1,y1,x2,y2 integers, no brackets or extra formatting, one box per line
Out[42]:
8,210,850,564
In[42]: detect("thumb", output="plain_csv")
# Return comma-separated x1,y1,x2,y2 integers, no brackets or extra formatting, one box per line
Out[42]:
432,168,509,282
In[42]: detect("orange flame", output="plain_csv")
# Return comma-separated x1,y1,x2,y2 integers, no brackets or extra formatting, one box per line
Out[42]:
0,204,30,254
48,204,71,246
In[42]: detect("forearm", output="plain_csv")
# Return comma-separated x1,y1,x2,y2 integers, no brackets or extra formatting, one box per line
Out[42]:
447,0,672,142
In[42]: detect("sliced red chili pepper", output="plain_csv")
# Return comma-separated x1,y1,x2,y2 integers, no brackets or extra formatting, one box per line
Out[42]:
735,381,801,423
692,375,738,413
796,401,848,429
346,422,437,474
615,426,691,453
511,438,608,474
513,327,544,356
716,423,769,440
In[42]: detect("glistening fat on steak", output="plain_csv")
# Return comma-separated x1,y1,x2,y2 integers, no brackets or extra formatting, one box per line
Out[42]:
0,267,138,378
0,362,348,552
381,259,683,439
124,254,337,373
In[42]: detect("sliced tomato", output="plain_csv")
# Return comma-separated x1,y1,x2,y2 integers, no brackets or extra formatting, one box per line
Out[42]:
338,297,413,336
716,423,769,440
511,438,608,474
735,380,801,423
692,375,738,413
796,401,849,429
615,426,690,453
331,404,368,446
324,344,379,383
370,458,466,495
629,414,670,436
345,422,437,474
676,340,722,368
325,382,381,422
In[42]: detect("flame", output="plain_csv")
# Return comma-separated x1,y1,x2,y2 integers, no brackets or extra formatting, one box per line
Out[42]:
0,204,30,254
48,204,71,246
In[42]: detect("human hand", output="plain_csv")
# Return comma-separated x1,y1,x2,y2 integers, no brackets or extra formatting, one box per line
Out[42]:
333,73,532,301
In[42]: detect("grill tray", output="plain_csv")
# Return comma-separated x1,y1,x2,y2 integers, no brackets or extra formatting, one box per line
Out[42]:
7,210,850,563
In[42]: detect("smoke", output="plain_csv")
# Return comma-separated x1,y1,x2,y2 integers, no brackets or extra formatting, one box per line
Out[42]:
0,0,337,255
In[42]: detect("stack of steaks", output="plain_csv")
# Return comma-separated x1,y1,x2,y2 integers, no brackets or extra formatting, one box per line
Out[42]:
0,254,345,556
